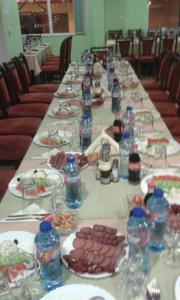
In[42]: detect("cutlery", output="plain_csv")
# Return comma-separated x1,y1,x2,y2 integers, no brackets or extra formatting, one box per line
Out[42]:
4,213,51,221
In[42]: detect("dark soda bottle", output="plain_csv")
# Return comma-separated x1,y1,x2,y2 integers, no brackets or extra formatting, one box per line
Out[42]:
113,113,122,143
128,144,141,185
143,179,156,206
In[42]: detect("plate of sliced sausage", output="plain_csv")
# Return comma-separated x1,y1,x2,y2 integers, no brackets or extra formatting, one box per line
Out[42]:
62,224,127,278
47,151,89,172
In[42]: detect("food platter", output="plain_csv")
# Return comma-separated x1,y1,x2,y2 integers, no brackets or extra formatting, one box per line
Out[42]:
134,108,160,121
54,91,78,99
141,171,180,204
62,224,126,279
0,231,35,287
175,275,180,300
47,151,89,172
138,137,180,156
48,104,79,119
8,168,64,198
39,284,116,300
33,130,72,147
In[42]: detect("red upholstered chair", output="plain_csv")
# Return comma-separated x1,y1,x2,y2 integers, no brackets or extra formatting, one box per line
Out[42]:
159,36,178,55
41,36,71,82
0,117,41,137
152,68,180,117
141,50,170,91
3,61,53,105
108,30,123,40
137,37,158,77
116,38,136,66
90,47,109,63
0,135,32,168
0,169,16,200
14,54,59,94
0,66,48,119
148,54,180,103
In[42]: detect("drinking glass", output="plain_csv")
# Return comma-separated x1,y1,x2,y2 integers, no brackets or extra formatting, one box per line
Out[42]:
154,143,167,168
162,215,180,268
10,252,40,300
118,252,146,300
0,272,12,298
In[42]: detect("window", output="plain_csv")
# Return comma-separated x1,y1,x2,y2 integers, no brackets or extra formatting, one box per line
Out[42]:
17,0,84,34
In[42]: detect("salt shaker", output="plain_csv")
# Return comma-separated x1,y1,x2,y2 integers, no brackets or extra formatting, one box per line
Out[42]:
111,159,119,183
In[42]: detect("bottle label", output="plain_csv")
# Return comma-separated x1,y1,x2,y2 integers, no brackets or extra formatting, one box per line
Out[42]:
37,246,60,263
149,211,168,224
128,162,141,171
113,126,121,134
65,174,81,185
81,127,91,138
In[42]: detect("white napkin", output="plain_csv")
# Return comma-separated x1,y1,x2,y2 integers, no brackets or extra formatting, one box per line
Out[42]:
0,204,47,223
33,148,60,159
84,130,119,156
101,83,111,97
93,62,105,77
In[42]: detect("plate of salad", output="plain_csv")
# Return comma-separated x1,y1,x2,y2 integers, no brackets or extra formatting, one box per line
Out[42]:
8,169,64,198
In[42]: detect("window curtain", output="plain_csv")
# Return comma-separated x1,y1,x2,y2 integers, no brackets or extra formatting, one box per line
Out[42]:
73,0,85,33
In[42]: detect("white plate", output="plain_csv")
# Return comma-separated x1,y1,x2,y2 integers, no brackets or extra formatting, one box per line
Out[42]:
175,275,180,300
48,105,79,119
54,91,78,99
8,168,64,198
140,171,180,204
0,231,35,287
33,130,72,147
62,231,126,279
134,108,160,121
0,231,35,253
138,138,180,156
40,284,116,300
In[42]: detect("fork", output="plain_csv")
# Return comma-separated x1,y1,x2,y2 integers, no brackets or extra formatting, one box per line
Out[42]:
146,283,161,300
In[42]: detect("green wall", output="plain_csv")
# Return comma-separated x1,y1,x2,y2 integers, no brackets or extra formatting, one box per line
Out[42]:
42,0,105,61
0,0,148,62
0,0,22,61
104,0,148,38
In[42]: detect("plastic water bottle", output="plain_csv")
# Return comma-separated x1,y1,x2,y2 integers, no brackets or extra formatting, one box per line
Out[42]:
147,188,169,252
63,154,82,209
127,207,150,274
35,221,63,292
111,78,121,113
85,51,94,75
82,86,92,120
122,106,135,142
107,67,114,92
79,112,92,151
119,132,131,179
106,47,113,72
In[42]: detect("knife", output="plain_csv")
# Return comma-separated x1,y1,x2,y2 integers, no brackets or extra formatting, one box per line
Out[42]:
5,213,51,221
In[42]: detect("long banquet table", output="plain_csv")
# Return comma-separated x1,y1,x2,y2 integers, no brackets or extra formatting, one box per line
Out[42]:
1,60,180,299
24,43,51,76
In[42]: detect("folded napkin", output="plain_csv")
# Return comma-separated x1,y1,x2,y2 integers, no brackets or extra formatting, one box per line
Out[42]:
84,130,119,156
101,83,111,97
93,62,105,77
33,148,60,159
0,203,48,223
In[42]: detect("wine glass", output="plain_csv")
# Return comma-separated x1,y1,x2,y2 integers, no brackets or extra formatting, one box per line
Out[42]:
154,143,167,168
162,214,180,268
9,251,40,300
118,251,146,300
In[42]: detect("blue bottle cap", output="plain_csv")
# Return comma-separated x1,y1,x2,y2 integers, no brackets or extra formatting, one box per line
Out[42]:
126,106,132,112
82,112,89,120
67,154,75,163
153,188,164,198
132,207,145,218
122,132,129,139
40,221,52,232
